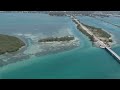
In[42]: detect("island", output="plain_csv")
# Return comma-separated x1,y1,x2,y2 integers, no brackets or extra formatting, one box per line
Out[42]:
79,23,112,46
72,16,112,47
0,34,25,55
38,36,74,42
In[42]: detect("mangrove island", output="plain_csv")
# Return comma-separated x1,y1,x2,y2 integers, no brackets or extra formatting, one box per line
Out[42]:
0,34,25,55
38,36,74,42
71,16,113,47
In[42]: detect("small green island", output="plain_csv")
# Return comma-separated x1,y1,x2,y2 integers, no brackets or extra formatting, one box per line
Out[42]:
0,34,25,55
38,36,74,42
72,17,113,46
78,23,112,45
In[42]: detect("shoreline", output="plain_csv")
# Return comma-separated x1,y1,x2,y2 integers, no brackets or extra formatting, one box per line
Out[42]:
71,16,114,47
0,34,26,55
2,35,28,56
109,33,118,48
82,24,113,47
0,33,80,67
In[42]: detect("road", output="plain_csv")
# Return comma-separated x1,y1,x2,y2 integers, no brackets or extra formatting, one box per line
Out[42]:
71,15,107,48
71,15,120,61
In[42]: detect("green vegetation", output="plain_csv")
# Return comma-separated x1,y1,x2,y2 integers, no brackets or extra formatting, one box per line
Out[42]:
72,18,95,41
109,39,113,42
72,18,112,46
39,36,74,42
48,12,65,16
77,25,94,41
72,19,78,24
81,23,111,38
81,23,113,45
0,34,25,55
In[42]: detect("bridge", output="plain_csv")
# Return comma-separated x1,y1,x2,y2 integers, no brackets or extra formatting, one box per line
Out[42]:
71,15,120,62
105,47,120,61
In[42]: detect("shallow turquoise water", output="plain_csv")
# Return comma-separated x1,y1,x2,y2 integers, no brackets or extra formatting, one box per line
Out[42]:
1,43,120,79
0,13,120,79
0,13,69,35
97,16,120,26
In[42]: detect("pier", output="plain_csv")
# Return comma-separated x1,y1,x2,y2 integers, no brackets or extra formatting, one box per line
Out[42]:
71,15,120,62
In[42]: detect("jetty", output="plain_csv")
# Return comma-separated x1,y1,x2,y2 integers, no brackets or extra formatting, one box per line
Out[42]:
71,15,120,62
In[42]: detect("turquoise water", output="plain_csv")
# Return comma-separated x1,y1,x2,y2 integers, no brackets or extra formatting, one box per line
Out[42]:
97,16,120,26
0,13,70,35
1,13,120,79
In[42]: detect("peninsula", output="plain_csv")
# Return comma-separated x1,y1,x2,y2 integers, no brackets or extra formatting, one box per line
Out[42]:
0,34,25,55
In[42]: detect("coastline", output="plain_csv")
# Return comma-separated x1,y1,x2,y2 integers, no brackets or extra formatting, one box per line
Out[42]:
0,34,26,55
109,33,117,47
72,16,114,48
0,33,80,67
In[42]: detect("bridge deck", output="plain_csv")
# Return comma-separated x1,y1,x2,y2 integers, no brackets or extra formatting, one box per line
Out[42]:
105,47,120,61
